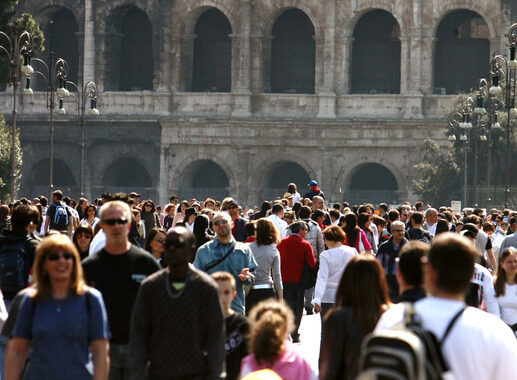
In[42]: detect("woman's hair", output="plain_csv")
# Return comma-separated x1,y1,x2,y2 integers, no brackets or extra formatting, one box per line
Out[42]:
371,215,387,228
143,200,156,213
72,222,93,252
343,213,359,247
322,225,346,243
248,300,294,366
31,234,86,300
164,203,175,214
255,218,280,245
357,213,373,234
287,183,297,194
176,200,189,214
144,227,167,253
333,255,389,335
494,247,517,297
435,219,449,236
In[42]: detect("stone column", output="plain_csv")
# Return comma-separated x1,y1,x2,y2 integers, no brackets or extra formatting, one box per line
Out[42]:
262,35,274,93
158,142,170,206
179,34,196,91
317,0,337,118
83,0,95,83
399,36,409,95
156,26,172,91
250,34,264,93
420,36,437,95
169,33,182,92
342,36,354,94
235,148,251,203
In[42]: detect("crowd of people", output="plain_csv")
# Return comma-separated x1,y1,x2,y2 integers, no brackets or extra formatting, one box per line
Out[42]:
0,179,517,379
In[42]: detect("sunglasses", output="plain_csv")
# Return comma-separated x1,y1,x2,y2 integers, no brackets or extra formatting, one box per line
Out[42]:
214,219,229,226
227,205,238,209
47,252,74,261
155,237,165,243
102,217,129,226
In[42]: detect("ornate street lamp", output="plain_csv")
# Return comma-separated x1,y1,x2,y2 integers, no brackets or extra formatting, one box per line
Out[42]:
0,27,33,201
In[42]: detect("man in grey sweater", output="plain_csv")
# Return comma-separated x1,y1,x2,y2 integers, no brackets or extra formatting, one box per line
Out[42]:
129,227,225,380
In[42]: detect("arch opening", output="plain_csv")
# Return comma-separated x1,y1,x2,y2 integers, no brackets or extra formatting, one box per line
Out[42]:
100,157,155,199
30,159,76,197
261,161,310,201
434,10,489,95
179,160,229,200
270,9,315,94
192,9,232,92
344,163,398,205
351,10,401,94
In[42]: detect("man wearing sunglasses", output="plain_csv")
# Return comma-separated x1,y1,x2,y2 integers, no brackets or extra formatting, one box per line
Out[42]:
194,212,256,314
82,201,161,380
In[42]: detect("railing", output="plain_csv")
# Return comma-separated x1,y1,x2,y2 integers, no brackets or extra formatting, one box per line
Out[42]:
467,186,517,209
178,187,229,202
341,189,398,206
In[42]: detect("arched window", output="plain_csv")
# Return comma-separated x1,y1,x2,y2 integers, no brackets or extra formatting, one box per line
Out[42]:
36,8,79,91
102,157,152,187
261,161,310,200
31,159,76,196
351,10,401,94
435,10,489,95
192,9,232,92
119,8,154,91
179,160,229,200
345,163,398,204
271,9,315,94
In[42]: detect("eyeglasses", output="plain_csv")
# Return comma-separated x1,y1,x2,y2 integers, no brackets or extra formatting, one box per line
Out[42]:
214,219,229,226
102,217,129,226
155,237,165,243
227,205,238,209
47,252,74,261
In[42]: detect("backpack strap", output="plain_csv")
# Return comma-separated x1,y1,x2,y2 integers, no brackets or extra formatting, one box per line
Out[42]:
205,242,236,271
441,306,466,345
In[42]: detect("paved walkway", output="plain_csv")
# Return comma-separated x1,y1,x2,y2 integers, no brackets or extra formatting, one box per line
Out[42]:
295,312,322,374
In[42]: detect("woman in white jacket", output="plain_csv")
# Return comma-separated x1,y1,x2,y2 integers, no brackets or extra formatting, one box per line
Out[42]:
312,225,357,329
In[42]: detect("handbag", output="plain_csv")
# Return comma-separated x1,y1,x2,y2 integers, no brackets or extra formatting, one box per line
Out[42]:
300,261,317,289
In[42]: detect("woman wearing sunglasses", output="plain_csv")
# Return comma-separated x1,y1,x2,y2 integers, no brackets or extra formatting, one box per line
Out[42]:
5,234,110,380
144,227,167,267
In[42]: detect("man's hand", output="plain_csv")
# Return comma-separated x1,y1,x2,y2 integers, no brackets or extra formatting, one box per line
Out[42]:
314,303,322,313
238,267,255,282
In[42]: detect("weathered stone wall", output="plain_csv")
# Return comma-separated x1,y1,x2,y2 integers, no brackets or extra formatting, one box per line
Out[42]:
3,0,509,206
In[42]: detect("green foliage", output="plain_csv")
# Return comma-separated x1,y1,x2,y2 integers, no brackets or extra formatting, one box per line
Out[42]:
0,10,45,85
412,139,462,207
0,113,23,202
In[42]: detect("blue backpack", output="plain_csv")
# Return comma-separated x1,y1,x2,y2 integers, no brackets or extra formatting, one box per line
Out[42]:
0,239,27,293
52,203,69,230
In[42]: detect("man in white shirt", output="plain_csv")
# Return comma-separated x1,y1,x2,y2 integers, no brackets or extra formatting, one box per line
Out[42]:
375,233,517,380
267,203,289,239
423,208,438,236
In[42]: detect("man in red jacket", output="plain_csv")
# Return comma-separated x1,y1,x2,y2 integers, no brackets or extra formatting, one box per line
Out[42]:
277,220,316,342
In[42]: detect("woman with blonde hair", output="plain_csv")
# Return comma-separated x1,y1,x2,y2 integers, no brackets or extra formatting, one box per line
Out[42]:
240,300,317,380
5,234,110,380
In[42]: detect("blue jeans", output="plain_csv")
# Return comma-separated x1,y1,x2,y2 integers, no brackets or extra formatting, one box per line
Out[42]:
109,343,131,380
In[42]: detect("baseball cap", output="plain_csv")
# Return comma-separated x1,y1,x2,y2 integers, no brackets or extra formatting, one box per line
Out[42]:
307,180,318,187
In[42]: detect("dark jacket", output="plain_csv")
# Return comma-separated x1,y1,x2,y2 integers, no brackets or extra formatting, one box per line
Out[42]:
377,237,408,301
303,186,325,200
408,228,432,244
0,229,39,299
395,287,426,303
232,217,247,242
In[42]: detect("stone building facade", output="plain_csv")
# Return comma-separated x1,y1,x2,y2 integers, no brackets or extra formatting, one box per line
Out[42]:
1,0,515,206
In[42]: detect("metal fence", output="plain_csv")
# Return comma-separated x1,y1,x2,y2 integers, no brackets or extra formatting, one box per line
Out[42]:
467,186,517,209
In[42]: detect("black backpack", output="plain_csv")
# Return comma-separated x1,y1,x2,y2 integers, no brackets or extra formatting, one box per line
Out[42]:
51,203,69,230
0,239,28,293
356,303,465,380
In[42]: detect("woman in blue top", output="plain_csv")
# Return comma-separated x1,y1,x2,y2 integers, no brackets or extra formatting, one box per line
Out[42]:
5,234,110,380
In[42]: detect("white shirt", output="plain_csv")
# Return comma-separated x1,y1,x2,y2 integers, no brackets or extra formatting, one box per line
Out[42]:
267,214,289,239
312,245,357,305
471,263,499,316
376,297,517,380
424,221,437,236
496,283,517,326
89,230,106,255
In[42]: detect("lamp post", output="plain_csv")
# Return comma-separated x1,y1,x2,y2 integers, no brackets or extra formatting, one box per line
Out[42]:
22,51,71,201
448,97,474,207
65,81,99,197
0,26,33,201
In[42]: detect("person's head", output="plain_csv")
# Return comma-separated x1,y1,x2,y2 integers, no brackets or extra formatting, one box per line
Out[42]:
211,271,236,312
312,195,324,211
99,201,131,245
164,203,175,216
425,233,477,297
410,211,424,226
287,183,297,194
193,214,210,235
311,209,325,224
212,212,232,240
10,204,36,231
289,220,307,238
0,204,10,220
204,198,215,210
378,203,388,215
183,207,197,224
39,196,48,208
283,210,295,225
145,227,167,258
334,255,389,334
271,203,284,218
343,212,358,233
357,212,372,231
494,247,517,297
225,198,240,218
31,234,85,300
415,201,424,212
142,200,155,213
396,241,428,292
298,205,311,219
255,218,280,246
390,220,405,242
85,203,97,218
322,225,346,244
387,209,400,222
399,206,409,223
248,300,294,365
435,219,449,236
329,209,340,223
52,190,63,202
163,226,196,267
425,208,438,225
72,222,94,253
